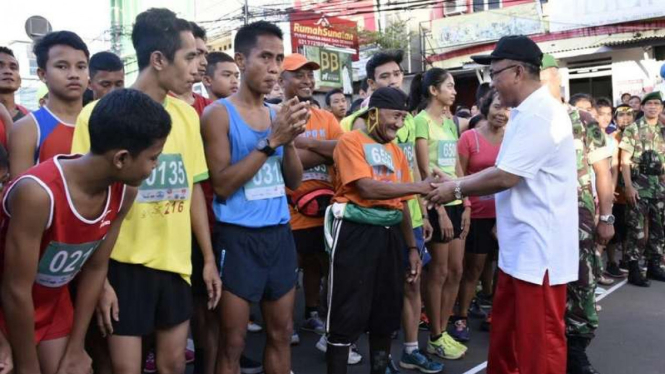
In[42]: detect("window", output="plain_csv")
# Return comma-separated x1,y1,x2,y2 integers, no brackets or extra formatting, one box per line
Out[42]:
473,0,501,12
29,59,38,76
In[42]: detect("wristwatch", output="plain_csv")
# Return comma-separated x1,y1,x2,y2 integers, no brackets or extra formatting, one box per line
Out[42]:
599,214,615,225
256,137,276,156
454,181,464,200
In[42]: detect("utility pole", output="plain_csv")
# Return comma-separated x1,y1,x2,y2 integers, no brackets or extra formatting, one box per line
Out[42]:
244,0,249,25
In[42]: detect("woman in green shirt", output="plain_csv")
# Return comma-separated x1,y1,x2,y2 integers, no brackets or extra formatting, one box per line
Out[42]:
410,68,470,360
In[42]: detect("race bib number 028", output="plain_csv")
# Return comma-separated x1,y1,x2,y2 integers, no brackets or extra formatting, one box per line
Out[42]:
244,156,285,201
36,240,102,288
137,154,189,203
437,140,457,167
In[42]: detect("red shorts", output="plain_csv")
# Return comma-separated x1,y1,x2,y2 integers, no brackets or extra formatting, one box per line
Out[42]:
0,287,73,343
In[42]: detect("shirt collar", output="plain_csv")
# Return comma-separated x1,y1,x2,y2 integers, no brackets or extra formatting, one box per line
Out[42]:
513,85,549,114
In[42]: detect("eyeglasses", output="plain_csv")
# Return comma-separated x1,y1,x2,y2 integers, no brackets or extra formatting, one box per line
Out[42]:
489,65,519,80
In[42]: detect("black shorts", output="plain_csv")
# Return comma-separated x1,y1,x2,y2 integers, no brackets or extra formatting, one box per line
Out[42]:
107,260,192,336
610,204,626,245
428,204,464,243
465,218,499,255
215,223,298,303
293,226,325,255
326,220,405,345
191,234,222,297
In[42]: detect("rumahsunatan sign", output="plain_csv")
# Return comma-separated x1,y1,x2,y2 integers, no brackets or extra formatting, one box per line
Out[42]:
290,10,360,61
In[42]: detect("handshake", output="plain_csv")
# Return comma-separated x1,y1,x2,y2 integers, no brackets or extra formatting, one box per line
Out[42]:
418,168,460,208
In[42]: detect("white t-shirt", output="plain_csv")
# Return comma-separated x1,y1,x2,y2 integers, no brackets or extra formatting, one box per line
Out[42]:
495,86,579,286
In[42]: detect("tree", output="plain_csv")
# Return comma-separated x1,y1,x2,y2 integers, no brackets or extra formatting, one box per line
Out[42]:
358,17,415,53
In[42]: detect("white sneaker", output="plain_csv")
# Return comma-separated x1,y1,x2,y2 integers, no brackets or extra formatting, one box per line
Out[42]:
291,331,300,345
247,321,262,333
595,287,606,295
315,335,362,365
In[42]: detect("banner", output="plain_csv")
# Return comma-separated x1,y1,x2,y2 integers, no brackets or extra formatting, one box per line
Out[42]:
550,0,665,32
429,2,543,51
291,11,359,61
304,46,353,94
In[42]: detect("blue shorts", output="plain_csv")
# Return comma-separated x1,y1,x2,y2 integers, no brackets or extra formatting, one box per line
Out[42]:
403,226,432,269
214,223,298,303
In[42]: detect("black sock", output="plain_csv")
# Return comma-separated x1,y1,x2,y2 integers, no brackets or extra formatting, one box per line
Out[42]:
430,333,442,342
305,306,318,319
369,333,392,374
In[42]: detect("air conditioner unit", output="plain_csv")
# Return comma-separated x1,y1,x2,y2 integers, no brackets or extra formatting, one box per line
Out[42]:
25,16,52,40
443,0,468,15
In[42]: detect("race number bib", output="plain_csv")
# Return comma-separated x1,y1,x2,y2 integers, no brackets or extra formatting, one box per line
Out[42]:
303,164,331,182
437,140,457,167
36,240,102,288
244,156,285,201
137,154,189,203
399,143,415,169
364,144,395,174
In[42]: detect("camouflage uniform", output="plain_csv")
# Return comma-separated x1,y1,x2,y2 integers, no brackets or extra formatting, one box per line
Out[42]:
618,116,665,264
565,108,611,340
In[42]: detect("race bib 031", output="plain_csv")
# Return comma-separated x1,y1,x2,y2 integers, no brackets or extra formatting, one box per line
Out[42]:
137,154,189,203
244,156,286,201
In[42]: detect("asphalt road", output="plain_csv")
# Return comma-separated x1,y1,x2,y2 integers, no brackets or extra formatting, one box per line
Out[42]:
234,278,665,374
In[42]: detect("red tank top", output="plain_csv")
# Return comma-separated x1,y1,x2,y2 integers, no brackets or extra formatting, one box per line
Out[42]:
0,155,126,331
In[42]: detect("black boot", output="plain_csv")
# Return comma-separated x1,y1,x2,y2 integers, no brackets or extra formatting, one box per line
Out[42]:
628,260,650,287
647,260,665,282
567,337,600,374
326,342,349,374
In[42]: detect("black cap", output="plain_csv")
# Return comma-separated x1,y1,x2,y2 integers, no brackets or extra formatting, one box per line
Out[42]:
471,35,543,67
368,87,408,111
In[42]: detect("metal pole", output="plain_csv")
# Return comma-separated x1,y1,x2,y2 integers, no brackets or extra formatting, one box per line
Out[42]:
244,0,248,25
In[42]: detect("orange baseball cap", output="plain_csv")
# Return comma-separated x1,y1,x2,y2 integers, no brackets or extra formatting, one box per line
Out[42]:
282,53,320,72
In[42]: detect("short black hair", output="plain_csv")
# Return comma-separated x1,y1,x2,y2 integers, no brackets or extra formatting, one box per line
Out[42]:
89,89,172,156
33,31,90,70
132,8,192,71
0,47,14,58
89,51,123,78
595,97,612,110
347,98,364,116
570,93,595,107
325,88,345,106
366,50,403,81
205,52,234,76
190,22,207,41
234,21,283,57
475,82,491,106
468,114,484,130
360,78,369,93
310,98,321,109
82,88,94,107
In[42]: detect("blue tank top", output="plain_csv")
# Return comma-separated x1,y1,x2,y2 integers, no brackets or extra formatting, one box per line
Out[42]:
213,99,290,227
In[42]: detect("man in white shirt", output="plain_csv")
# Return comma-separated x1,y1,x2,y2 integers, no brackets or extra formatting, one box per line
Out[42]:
425,35,578,374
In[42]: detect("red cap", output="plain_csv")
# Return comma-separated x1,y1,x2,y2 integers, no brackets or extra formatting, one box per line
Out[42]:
282,53,320,72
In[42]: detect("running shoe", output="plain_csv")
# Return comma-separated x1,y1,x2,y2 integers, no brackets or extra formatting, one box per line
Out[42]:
618,260,629,274
597,275,615,286
443,332,467,352
240,355,263,374
399,349,444,373
468,300,487,319
448,319,470,342
419,312,431,331
385,356,400,373
315,335,362,365
594,287,606,295
144,351,156,373
605,262,627,278
426,334,464,360
247,321,262,333
475,291,493,308
302,312,326,334
291,331,300,345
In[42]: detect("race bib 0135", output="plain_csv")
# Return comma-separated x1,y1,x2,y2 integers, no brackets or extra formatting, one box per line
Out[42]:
137,154,189,203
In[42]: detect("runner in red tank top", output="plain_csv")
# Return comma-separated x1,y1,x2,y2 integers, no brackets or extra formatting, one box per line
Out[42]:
0,89,171,374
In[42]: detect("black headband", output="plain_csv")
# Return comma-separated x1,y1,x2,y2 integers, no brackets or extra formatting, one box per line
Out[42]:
369,87,408,111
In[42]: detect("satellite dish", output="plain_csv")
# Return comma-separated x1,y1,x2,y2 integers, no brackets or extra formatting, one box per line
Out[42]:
25,16,53,40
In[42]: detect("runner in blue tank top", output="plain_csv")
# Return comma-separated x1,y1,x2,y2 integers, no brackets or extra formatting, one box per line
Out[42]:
200,21,309,374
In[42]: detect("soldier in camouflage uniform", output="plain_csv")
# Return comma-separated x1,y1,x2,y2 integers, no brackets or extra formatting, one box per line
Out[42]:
541,54,614,374
618,91,665,287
